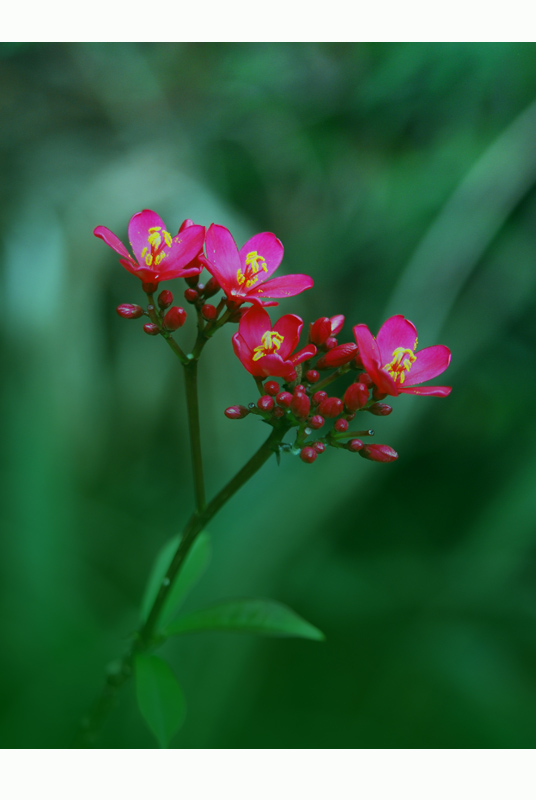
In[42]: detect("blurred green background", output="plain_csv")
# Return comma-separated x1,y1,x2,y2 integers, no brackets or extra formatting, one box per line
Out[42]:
2,42,536,748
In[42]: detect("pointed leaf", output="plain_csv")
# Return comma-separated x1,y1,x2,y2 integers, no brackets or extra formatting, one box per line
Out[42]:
140,532,212,629
135,655,186,748
165,598,325,641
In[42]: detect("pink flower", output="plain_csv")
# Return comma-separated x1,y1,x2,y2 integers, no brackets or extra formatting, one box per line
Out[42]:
353,315,451,397
201,224,313,307
94,210,205,284
232,305,316,381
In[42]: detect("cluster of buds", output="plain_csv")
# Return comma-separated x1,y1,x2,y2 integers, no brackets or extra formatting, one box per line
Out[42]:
95,208,452,465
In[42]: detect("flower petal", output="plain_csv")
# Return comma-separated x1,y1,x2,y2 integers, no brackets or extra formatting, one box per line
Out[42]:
128,210,168,265
273,314,303,359
253,353,296,380
330,315,345,335
160,225,205,276
204,224,241,292
237,305,271,350
94,226,131,259
403,345,451,386
246,273,314,300
353,323,398,395
398,385,452,397
376,315,418,363
291,344,317,366
239,232,284,282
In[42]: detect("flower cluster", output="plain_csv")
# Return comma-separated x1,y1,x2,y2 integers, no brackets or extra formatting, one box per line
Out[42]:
95,209,452,463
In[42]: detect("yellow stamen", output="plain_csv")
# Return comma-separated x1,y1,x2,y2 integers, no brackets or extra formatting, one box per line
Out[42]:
163,230,172,248
236,251,269,290
252,330,284,361
384,347,416,384
145,253,153,266
148,231,162,248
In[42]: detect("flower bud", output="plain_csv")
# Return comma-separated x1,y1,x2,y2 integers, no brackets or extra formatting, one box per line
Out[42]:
201,304,217,321
354,353,364,368
316,343,358,370
257,395,275,412
359,373,373,387
373,387,387,401
224,405,249,419
163,306,187,330
294,384,305,394
317,396,343,418
141,281,159,294
300,447,317,464
143,322,160,336
305,369,319,383
347,439,363,452
344,382,369,412
309,317,331,346
330,315,345,336
157,290,173,309
203,277,220,298
116,304,144,319
264,381,279,396
312,390,327,406
291,392,311,419
276,391,293,408
359,444,398,463
334,418,349,432
325,337,337,350
184,288,199,303
309,415,325,429
185,274,200,287
229,307,247,323
273,406,285,419
368,402,393,416
313,441,325,453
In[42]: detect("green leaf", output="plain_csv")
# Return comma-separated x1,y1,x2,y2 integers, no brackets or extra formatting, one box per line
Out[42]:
140,531,211,629
135,654,186,748
164,598,325,641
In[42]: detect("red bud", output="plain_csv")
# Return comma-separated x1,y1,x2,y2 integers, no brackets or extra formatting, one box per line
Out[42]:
316,342,358,370
359,373,373,387
116,304,144,319
273,406,285,419
300,447,317,464
317,397,343,418
257,395,275,412
201,304,217,321
185,274,200,287
203,277,220,298
373,387,387,400
264,381,280,396
325,337,337,350
184,288,199,303
359,444,398,463
368,403,393,416
347,439,363,452
143,322,160,336
305,369,320,383
163,306,187,330
291,392,311,419
334,418,348,432
157,290,173,309
312,391,327,406
313,441,325,453
309,415,325,429
309,317,331,346
224,405,249,419
293,384,305,394
344,382,369,412
141,281,159,294
276,391,293,408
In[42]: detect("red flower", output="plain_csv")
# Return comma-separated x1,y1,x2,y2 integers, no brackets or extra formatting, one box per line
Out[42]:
201,224,313,307
232,305,316,381
94,210,205,284
353,315,451,397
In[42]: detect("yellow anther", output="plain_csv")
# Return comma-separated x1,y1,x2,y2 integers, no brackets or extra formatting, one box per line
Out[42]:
237,269,245,285
141,247,148,258
154,252,167,265
252,330,284,361
148,231,162,248
148,227,162,232
145,253,153,266
384,347,416,384
245,251,268,274
163,230,172,248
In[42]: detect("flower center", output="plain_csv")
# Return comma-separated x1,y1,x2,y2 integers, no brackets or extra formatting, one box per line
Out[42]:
237,251,268,289
252,330,284,361
384,347,416,384
141,226,173,267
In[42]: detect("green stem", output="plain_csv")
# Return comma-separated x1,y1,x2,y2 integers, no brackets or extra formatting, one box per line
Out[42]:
183,360,206,512
74,423,289,748
313,363,353,393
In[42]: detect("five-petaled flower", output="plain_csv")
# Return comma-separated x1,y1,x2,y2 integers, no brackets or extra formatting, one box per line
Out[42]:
201,224,313,307
232,305,317,381
94,210,205,284
353,315,451,397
